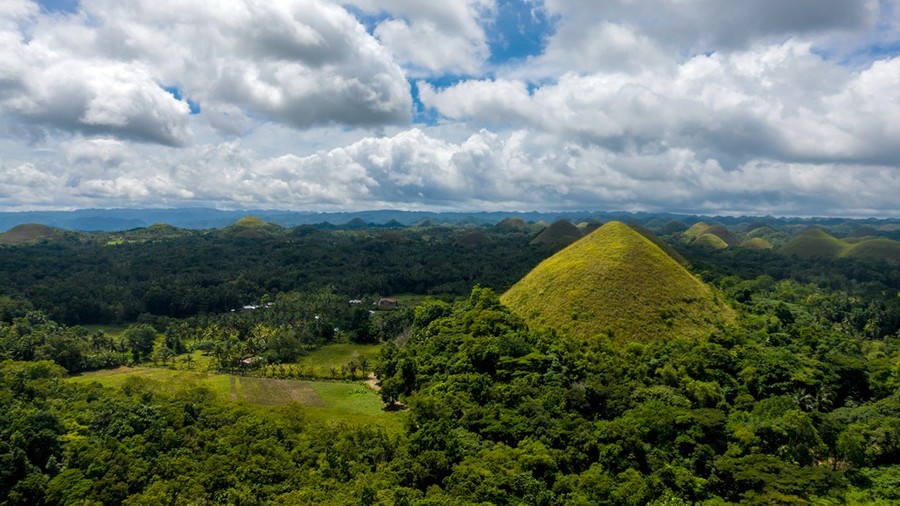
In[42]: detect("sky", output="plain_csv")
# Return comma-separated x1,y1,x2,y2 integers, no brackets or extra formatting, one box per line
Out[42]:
1,0,899,217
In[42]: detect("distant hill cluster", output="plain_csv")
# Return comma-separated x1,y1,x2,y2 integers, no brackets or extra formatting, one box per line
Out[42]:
2,207,900,236
3,210,900,266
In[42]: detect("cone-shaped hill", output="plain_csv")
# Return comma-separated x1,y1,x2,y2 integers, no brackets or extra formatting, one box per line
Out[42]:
684,222,711,239
494,217,529,231
780,228,900,263
530,219,583,246
0,223,60,245
502,221,733,343
627,222,690,267
455,231,492,246
694,233,730,250
845,238,900,263
740,237,774,250
223,216,283,238
779,228,849,258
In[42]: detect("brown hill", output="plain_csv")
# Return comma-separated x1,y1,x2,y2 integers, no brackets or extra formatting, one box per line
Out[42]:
530,220,583,246
0,224,60,245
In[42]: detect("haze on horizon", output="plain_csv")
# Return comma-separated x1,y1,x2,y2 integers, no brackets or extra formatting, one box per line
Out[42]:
1,0,899,217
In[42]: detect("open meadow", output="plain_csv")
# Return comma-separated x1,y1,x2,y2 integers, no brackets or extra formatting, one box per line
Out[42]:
68,343,399,428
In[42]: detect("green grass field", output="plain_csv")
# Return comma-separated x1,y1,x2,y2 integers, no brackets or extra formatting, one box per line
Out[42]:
81,323,130,339
293,343,381,377
69,365,395,425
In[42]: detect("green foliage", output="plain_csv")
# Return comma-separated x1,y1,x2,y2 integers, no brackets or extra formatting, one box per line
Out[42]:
0,225,547,324
123,325,157,363
1,217,899,504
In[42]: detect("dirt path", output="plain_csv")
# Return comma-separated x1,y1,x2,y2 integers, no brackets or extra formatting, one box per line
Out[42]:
365,372,409,410
365,372,380,391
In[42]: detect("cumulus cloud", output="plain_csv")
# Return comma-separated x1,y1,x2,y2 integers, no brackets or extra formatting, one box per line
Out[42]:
0,0,899,216
347,0,495,75
2,127,897,216
423,41,900,167
542,0,878,61
0,0,411,145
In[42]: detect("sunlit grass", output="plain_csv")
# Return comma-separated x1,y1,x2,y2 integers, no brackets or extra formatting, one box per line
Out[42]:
68,363,397,428
502,221,734,343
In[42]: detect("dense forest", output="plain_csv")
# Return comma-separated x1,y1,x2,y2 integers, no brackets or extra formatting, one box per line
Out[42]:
1,217,899,504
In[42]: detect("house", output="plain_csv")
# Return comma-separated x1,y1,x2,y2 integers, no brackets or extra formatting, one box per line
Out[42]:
376,298,400,310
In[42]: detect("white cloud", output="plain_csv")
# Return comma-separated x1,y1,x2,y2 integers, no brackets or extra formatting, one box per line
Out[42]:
0,0,898,216
423,41,900,167
2,126,897,216
347,0,494,75
543,0,879,58
0,0,411,145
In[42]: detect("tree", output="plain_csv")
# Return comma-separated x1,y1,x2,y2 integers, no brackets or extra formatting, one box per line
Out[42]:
123,325,156,363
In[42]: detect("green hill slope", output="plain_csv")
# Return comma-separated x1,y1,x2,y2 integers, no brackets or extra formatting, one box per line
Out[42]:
684,222,711,239
530,219,582,246
780,228,900,263
502,221,733,343
780,228,849,258
701,224,739,246
0,224,59,245
694,233,730,250
223,216,283,238
494,217,529,231
740,237,774,250
844,238,900,263
627,222,690,266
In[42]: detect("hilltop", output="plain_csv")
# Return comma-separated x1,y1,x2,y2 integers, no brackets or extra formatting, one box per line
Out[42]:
780,228,900,263
780,228,849,258
0,223,60,245
502,221,732,343
530,219,583,246
222,216,283,238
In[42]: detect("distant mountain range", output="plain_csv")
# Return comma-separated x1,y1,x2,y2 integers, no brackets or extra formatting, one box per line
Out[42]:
1,207,899,233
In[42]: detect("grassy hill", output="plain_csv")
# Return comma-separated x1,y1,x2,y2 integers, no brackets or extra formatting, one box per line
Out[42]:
494,217,529,231
223,216,283,238
779,228,900,263
660,220,688,234
844,238,900,263
0,223,59,245
627,222,690,266
684,222,711,239
740,237,774,250
780,228,850,258
694,233,730,250
702,224,739,246
530,219,583,246
502,221,733,343
577,220,603,234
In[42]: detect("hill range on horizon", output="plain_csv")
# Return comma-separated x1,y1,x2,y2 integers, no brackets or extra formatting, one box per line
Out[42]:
1,207,900,234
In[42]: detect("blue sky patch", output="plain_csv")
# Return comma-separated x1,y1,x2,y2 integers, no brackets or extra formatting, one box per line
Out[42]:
343,5,392,35
37,0,80,14
162,86,201,115
488,0,555,65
